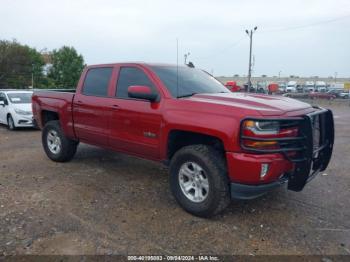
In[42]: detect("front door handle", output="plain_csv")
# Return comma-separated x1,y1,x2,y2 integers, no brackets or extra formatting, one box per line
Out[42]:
111,104,119,110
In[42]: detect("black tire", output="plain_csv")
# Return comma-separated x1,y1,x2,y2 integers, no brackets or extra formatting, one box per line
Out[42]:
42,120,78,162
7,115,16,130
169,145,230,218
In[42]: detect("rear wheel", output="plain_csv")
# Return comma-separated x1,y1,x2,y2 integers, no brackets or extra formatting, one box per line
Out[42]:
42,120,78,162
7,115,16,130
169,145,230,217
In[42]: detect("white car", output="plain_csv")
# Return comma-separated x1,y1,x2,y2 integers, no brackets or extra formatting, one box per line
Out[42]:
0,90,34,130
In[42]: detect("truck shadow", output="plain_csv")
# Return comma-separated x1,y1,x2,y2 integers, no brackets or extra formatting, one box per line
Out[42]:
71,144,289,219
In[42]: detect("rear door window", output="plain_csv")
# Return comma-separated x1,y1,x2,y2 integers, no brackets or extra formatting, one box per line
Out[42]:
83,67,113,96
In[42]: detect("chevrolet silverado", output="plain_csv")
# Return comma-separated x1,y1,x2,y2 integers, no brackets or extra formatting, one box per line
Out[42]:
32,63,334,217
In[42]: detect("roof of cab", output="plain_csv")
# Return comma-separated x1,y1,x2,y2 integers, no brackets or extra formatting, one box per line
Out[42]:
85,62,185,69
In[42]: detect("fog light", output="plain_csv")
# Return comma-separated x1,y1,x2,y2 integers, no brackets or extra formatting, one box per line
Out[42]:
260,164,269,179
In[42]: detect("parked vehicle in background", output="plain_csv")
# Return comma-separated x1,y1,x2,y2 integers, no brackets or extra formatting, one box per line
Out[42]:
327,89,345,98
340,91,349,99
282,92,309,99
268,83,279,93
0,90,34,130
225,81,240,92
328,83,344,91
243,83,256,93
277,82,286,92
304,81,315,92
286,81,297,92
315,81,327,92
32,62,334,217
309,91,336,100
296,84,303,93
256,81,268,93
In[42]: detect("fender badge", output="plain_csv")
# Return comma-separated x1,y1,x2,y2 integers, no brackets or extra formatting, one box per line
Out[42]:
143,131,157,138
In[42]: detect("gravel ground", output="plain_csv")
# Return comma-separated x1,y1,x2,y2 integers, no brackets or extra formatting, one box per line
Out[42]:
0,102,349,256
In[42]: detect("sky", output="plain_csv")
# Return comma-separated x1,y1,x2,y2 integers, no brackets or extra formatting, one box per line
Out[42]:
1,0,350,77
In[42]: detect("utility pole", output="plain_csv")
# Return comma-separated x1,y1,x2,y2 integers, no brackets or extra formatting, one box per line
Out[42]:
184,52,190,65
334,72,337,84
245,26,257,92
31,64,34,89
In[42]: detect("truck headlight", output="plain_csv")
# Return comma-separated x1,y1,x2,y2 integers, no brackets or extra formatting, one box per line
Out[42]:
241,119,299,150
243,120,280,135
14,108,32,115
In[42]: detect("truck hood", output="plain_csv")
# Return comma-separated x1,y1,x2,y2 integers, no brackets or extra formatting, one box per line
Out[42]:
187,92,312,116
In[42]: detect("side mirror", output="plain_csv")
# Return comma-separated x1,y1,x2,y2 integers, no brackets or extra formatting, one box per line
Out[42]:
0,101,4,106
128,86,159,102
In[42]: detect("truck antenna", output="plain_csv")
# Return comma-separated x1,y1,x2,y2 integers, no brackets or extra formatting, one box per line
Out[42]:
176,38,179,98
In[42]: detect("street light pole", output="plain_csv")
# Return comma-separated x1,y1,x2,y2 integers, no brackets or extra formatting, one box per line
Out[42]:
246,26,257,93
184,52,190,65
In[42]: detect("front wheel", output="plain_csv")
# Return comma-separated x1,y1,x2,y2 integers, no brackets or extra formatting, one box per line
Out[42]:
42,120,78,162
169,145,230,217
7,115,16,130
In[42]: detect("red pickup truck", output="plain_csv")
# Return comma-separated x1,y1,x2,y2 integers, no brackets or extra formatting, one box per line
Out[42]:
32,63,334,217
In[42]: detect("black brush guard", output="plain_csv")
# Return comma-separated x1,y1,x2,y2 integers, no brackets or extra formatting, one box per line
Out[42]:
240,107,334,191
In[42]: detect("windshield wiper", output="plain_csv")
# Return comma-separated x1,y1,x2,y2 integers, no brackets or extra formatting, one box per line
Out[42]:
177,92,197,98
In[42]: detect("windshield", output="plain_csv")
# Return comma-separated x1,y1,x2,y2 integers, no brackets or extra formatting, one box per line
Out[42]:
151,66,229,98
7,93,32,104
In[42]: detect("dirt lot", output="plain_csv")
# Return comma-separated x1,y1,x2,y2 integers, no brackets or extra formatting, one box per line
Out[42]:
0,102,350,256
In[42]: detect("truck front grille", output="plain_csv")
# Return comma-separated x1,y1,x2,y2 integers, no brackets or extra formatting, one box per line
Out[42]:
240,107,334,192
240,107,334,166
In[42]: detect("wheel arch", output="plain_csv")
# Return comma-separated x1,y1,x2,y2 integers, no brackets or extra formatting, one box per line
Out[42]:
41,110,60,127
166,129,226,163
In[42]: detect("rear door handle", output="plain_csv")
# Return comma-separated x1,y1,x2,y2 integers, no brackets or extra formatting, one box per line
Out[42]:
111,104,119,110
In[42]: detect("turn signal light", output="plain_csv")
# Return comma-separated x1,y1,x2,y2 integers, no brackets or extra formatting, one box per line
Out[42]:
243,140,278,148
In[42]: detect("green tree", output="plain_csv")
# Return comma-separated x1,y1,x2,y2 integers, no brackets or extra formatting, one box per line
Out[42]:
0,39,47,89
49,46,85,88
